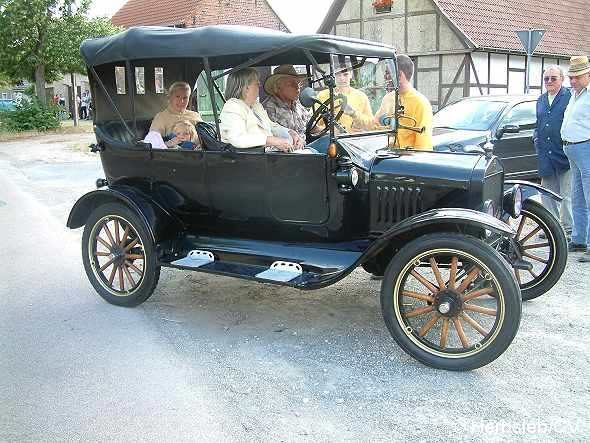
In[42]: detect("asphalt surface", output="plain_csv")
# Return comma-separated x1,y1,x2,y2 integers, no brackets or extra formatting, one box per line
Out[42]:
1,133,589,442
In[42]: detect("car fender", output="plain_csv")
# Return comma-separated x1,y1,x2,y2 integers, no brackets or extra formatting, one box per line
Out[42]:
504,179,562,202
361,207,514,263
67,186,183,243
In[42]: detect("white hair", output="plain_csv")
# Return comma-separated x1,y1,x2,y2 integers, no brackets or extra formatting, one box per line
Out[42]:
544,65,564,77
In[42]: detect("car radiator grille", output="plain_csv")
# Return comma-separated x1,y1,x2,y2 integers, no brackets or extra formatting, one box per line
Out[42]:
371,183,423,230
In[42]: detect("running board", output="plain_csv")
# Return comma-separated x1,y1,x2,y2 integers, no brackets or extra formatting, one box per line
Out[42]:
160,235,371,288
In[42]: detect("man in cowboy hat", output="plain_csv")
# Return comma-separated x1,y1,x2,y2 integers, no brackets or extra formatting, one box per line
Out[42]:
561,55,590,262
263,65,311,141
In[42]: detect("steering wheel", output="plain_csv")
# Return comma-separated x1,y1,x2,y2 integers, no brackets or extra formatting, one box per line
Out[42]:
305,95,347,142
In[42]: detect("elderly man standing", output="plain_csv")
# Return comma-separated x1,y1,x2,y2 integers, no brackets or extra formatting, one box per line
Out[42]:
561,56,590,262
263,65,311,141
534,65,572,240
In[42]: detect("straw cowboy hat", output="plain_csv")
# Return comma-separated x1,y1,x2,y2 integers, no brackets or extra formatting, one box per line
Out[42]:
263,65,307,95
567,55,590,76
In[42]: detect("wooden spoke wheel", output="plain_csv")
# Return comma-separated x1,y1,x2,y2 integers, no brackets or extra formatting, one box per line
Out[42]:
380,233,521,371
82,203,160,307
505,199,567,301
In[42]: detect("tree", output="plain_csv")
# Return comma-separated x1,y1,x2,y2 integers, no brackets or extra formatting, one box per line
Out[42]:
0,0,120,105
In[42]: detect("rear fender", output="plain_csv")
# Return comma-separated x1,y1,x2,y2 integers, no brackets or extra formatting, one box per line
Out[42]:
67,186,183,243
504,179,562,202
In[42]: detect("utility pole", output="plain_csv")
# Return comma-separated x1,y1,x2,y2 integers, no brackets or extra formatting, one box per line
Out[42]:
515,29,545,94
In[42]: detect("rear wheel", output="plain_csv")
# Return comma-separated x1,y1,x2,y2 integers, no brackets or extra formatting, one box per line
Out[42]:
380,233,521,371
505,199,567,300
82,203,160,307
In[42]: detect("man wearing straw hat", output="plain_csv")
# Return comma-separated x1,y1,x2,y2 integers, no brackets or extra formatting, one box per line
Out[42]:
561,55,590,262
263,65,311,141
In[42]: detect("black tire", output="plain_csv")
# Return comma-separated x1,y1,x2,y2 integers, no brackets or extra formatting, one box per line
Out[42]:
506,199,567,301
82,202,160,307
380,233,521,371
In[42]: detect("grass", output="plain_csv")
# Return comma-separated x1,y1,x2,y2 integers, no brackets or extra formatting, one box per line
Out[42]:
0,119,94,142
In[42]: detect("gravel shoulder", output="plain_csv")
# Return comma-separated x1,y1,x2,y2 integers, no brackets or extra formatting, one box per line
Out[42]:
1,133,589,442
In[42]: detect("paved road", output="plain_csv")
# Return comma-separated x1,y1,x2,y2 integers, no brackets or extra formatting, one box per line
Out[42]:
1,134,589,442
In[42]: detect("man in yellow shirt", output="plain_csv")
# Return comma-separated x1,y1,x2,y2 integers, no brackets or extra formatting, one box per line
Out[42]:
316,67,374,132
375,55,433,150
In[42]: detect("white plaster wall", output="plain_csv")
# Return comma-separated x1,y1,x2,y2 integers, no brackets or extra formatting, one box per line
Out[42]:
407,14,437,53
339,0,361,20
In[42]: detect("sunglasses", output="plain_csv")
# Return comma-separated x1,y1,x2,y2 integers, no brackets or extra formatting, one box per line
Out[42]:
543,76,559,82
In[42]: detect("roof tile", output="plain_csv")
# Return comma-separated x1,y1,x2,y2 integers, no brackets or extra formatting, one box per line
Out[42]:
434,0,590,56
111,0,288,31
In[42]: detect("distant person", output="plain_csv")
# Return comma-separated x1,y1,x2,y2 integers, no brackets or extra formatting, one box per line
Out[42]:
374,54,433,150
533,65,572,240
219,68,304,152
150,81,202,148
80,92,88,120
262,64,311,141
316,65,374,132
561,55,590,262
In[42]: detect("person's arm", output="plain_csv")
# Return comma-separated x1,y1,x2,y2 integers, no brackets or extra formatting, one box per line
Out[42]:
374,93,395,124
219,110,268,148
412,98,433,150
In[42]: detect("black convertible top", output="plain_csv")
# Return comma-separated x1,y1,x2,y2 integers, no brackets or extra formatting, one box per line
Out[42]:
81,25,397,68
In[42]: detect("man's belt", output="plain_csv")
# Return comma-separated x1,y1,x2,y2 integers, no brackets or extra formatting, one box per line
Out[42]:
563,138,590,146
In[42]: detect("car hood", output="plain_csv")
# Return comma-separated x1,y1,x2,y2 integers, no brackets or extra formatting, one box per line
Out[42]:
432,128,489,152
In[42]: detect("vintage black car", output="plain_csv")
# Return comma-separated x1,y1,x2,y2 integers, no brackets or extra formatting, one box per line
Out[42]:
433,95,538,180
67,26,567,371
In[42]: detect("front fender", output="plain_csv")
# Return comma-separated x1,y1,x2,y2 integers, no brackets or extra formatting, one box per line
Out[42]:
362,208,514,263
504,179,562,202
67,186,183,243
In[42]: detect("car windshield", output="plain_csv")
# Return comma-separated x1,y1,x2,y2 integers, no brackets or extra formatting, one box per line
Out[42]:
434,99,507,131
311,55,398,137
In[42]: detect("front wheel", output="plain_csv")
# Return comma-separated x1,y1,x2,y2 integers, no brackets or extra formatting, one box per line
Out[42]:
380,233,521,371
82,202,160,307
504,199,567,300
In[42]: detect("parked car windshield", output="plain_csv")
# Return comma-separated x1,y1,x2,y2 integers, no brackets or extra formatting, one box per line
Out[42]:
434,99,507,131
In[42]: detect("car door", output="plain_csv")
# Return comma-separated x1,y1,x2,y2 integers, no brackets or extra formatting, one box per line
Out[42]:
493,100,538,179
204,150,330,241
150,149,209,229
266,152,329,224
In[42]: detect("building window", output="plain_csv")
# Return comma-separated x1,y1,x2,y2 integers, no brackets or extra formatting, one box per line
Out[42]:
115,66,126,94
373,0,393,13
135,67,145,94
155,67,165,94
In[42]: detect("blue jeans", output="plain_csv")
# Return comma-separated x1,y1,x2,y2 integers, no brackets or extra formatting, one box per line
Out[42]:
541,169,572,235
564,141,590,247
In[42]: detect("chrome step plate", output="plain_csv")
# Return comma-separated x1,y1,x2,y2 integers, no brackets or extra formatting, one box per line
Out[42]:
171,250,215,268
256,261,303,282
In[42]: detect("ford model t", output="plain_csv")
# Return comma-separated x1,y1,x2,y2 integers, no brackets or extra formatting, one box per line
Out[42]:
68,26,567,370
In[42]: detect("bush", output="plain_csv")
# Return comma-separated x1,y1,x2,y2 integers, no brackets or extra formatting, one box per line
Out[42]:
0,98,60,132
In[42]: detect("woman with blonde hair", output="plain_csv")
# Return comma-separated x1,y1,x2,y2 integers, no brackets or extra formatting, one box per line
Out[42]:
149,81,202,149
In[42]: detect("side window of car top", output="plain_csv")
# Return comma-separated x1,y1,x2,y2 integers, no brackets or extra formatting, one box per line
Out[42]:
500,101,536,128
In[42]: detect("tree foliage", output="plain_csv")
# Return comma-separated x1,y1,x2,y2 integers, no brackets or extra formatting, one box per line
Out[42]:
0,0,121,103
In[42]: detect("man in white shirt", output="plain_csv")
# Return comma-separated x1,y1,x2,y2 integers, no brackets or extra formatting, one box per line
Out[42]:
561,56,590,262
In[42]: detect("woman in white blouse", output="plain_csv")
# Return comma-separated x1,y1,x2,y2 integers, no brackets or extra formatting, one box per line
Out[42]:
219,68,305,152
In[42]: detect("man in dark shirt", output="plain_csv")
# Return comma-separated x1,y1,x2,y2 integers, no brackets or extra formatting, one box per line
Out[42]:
534,65,572,239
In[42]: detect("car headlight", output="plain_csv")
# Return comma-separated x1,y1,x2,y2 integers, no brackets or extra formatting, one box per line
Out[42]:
503,185,523,218
350,168,359,186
